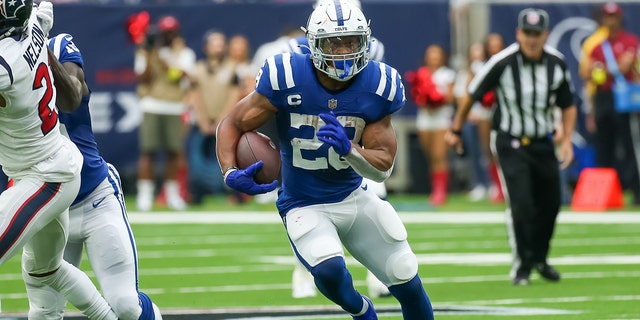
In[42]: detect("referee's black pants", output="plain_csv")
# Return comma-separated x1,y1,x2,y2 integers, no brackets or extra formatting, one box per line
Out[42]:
492,131,561,271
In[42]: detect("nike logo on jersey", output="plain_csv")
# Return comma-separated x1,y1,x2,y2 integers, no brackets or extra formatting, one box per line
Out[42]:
92,196,107,208
361,184,368,191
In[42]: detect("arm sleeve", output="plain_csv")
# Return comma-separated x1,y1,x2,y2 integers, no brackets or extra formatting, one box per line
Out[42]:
555,67,576,109
48,34,84,68
468,58,503,102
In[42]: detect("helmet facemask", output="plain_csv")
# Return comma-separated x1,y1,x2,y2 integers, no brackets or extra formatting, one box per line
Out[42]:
313,33,369,81
305,0,371,82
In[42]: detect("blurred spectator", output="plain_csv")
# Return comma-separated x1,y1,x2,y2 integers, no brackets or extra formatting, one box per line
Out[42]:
185,30,242,204
587,2,640,205
482,33,506,203
135,15,195,211
454,42,492,201
408,44,455,206
250,26,304,76
579,7,609,131
228,34,254,98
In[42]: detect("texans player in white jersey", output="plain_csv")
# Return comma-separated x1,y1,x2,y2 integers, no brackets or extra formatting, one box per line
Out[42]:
217,1,434,319
20,32,163,320
288,0,390,300
0,1,121,319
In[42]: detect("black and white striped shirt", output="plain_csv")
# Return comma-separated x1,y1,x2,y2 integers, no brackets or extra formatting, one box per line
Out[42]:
468,43,575,138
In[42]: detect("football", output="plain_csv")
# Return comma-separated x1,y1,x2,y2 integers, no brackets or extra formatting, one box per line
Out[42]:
236,131,281,184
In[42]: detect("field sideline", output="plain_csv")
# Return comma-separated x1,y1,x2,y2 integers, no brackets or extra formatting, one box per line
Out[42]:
1,209,639,320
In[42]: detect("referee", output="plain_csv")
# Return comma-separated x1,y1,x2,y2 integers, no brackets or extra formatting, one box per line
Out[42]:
446,8,577,286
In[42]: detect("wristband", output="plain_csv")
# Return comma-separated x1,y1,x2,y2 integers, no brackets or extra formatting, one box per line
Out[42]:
223,166,239,182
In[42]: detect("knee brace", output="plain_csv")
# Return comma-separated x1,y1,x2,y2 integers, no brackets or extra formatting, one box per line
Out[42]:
386,250,419,284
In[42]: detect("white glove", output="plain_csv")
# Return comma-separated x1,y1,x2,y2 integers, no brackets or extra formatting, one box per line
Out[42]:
36,1,54,37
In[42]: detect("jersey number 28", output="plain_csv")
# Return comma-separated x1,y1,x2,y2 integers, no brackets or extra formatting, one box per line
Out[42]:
290,113,365,171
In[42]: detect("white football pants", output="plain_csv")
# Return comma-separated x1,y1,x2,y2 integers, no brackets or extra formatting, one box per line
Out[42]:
286,180,419,286
23,164,146,320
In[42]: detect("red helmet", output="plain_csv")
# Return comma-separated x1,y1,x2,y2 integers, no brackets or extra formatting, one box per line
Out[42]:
158,15,180,32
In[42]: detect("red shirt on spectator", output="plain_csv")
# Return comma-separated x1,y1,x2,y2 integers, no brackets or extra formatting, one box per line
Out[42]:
590,30,639,91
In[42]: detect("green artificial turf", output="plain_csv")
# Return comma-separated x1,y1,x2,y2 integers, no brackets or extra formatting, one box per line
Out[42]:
1,203,638,319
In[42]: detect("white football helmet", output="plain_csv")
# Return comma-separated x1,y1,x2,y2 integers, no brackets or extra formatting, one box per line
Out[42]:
305,0,370,81
314,0,361,10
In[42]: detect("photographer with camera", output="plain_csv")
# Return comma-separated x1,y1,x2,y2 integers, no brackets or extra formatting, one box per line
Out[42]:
134,15,195,211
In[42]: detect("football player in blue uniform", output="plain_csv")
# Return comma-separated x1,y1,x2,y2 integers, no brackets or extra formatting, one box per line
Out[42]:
288,0,391,300
216,1,434,319
21,33,162,320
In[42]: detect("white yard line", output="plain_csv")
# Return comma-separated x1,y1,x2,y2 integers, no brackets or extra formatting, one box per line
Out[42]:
438,295,640,306
3,269,639,299
127,211,640,224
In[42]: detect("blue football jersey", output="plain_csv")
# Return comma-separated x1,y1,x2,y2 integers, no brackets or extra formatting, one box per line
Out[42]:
255,52,405,216
49,34,108,205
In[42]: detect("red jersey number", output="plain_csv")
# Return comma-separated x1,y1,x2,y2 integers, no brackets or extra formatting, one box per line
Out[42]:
32,62,58,135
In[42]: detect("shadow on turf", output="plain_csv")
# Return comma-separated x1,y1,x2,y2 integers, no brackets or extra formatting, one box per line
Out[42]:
0,304,579,319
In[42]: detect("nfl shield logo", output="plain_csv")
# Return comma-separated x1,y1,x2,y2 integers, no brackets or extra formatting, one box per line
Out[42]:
527,12,540,25
328,98,337,110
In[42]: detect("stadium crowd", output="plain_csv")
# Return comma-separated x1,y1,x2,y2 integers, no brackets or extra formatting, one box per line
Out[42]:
121,1,639,210
0,1,637,210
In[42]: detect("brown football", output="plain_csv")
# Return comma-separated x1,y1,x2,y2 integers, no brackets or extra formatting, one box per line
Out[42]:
236,131,281,184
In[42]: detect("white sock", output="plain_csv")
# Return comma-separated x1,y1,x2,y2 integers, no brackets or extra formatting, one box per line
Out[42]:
352,297,369,316
164,180,186,210
137,180,154,198
164,180,181,199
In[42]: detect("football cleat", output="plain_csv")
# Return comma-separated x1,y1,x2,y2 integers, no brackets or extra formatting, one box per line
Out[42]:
535,263,561,282
512,267,531,286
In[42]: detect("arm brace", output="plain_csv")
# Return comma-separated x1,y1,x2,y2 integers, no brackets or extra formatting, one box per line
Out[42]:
343,148,393,183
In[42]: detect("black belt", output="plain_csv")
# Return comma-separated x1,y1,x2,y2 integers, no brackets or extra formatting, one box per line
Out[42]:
498,131,551,146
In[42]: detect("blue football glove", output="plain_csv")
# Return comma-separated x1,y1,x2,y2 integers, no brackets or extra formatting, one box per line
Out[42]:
317,113,352,156
224,161,279,195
